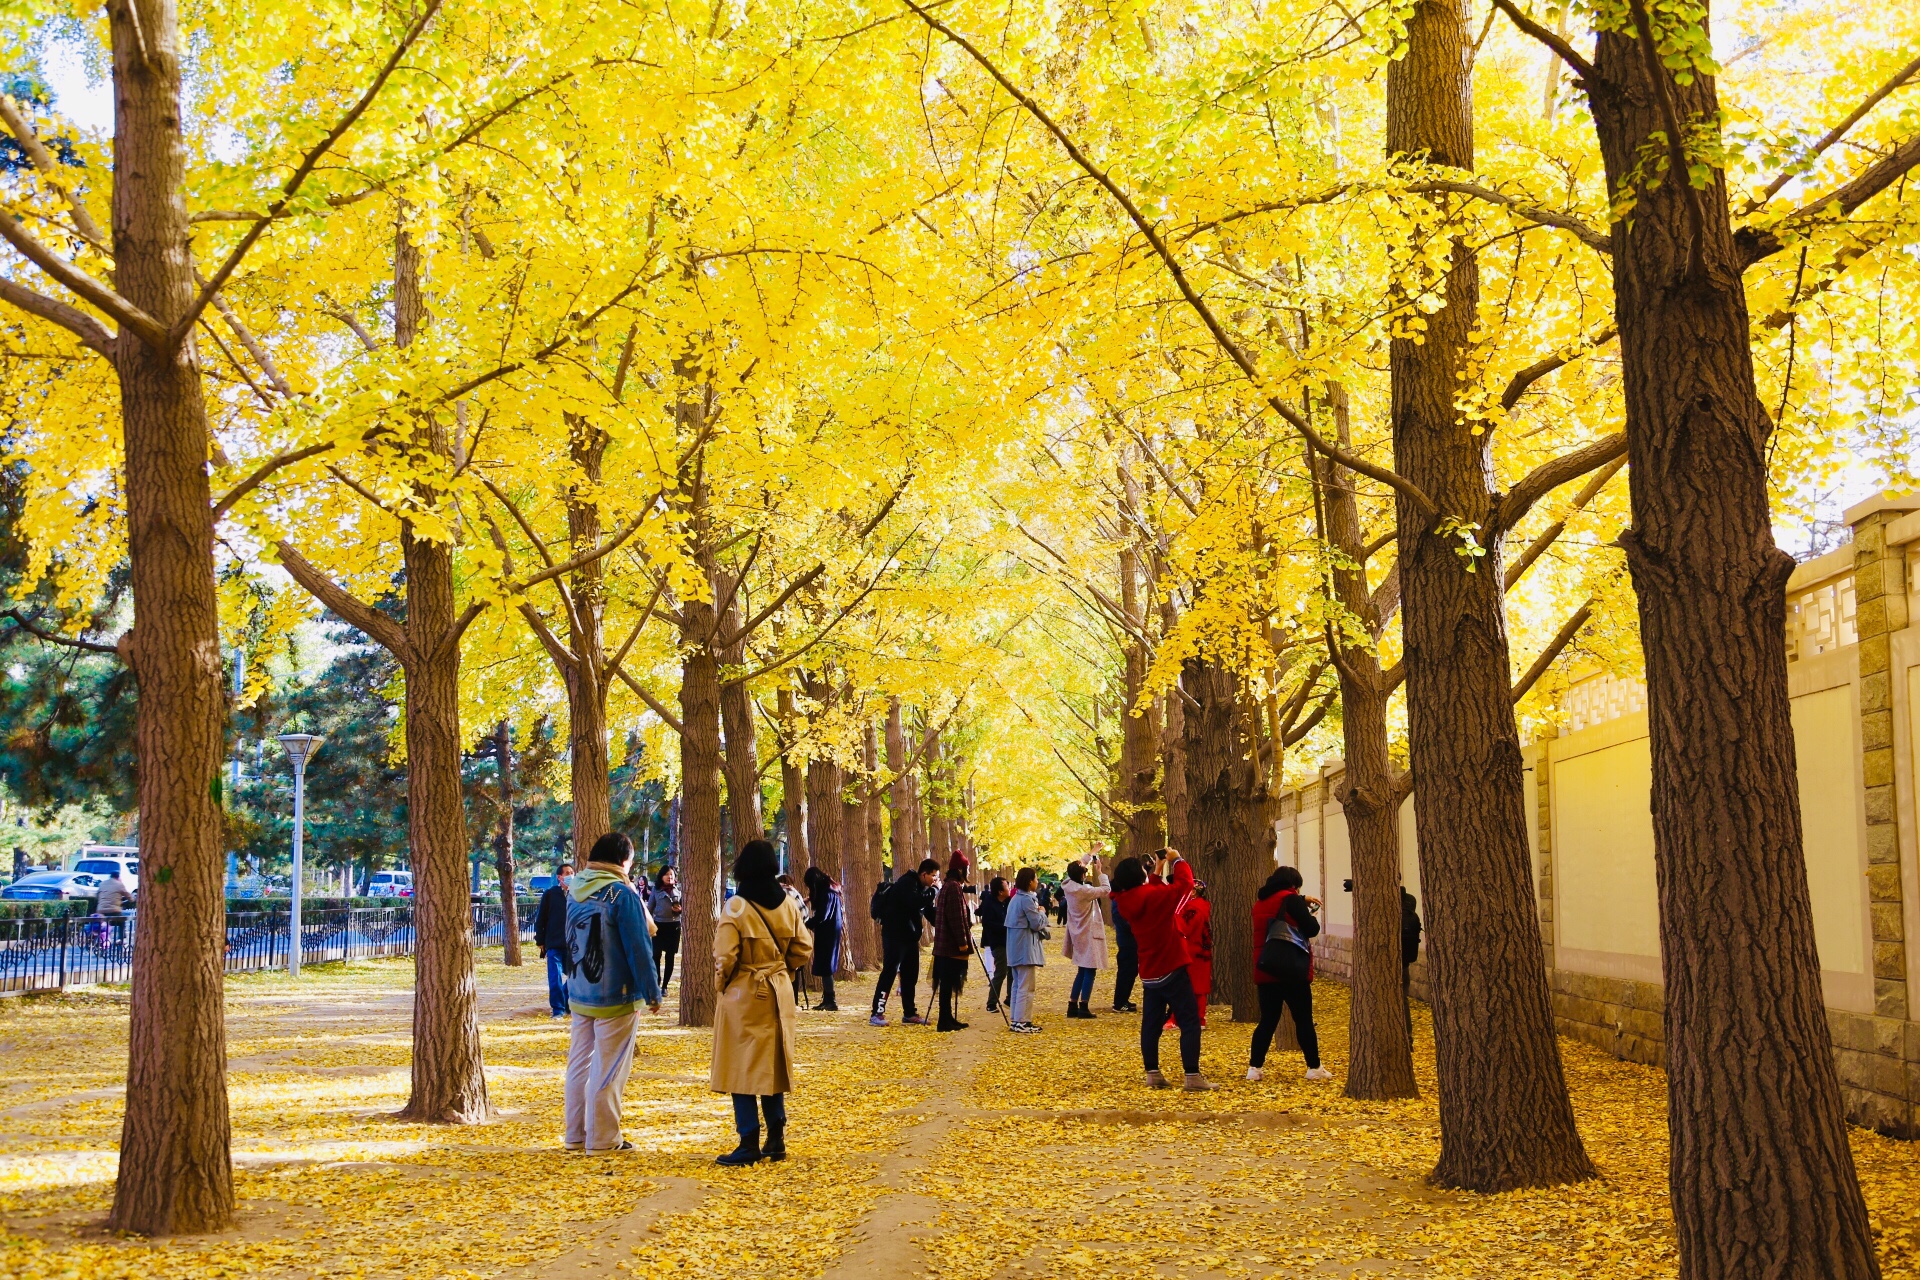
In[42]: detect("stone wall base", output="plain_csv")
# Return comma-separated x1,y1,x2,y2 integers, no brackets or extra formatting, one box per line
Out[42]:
1317,955,1918,1137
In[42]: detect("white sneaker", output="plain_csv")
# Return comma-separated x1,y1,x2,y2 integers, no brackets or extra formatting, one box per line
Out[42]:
1245,1067,1263,1082
1305,1067,1334,1082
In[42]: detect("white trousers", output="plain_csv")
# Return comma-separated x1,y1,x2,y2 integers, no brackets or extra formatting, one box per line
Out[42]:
564,1011,638,1151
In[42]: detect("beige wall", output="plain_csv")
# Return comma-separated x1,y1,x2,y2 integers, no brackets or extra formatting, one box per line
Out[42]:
1324,810,1352,935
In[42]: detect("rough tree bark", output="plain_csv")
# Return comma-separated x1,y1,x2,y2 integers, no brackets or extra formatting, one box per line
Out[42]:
493,720,521,967
1120,536,1164,861
391,228,488,1124
887,700,910,877
562,417,612,857
1388,0,1593,1189
841,767,869,973
105,0,234,1233
925,727,950,859
777,685,810,874
1311,407,1418,1101
717,585,763,844
277,224,488,1124
1584,8,1879,1271
676,460,723,1028
864,721,886,886
1182,659,1236,909
802,671,843,893
1216,693,1271,1023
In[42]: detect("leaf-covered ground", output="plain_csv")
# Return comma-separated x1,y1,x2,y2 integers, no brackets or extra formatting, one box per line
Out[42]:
2,954,1918,1278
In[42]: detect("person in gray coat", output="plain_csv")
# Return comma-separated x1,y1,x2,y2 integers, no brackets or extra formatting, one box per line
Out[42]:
1002,867,1052,1034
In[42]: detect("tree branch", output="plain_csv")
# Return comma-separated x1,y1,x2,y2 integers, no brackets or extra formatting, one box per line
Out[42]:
1493,432,1628,535
1749,52,1920,211
1511,601,1592,703
898,0,1438,517
274,539,410,658
180,0,446,346
212,442,336,523
1504,456,1625,590
2,609,122,656
1501,324,1618,410
1738,132,1920,266
615,665,686,736
1413,179,1613,254
0,277,113,355
0,218,166,348
0,94,107,249
1487,0,1597,83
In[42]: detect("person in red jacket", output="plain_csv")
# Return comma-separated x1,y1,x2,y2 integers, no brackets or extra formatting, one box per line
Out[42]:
1173,879,1214,1028
1248,865,1330,1082
1110,852,1215,1091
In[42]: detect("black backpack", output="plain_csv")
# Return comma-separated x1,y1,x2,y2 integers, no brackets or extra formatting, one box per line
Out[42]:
870,878,890,922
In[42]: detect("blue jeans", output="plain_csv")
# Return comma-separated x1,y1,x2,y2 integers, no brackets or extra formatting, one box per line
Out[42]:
546,950,570,1016
1070,966,1097,1003
732,1093,787,1137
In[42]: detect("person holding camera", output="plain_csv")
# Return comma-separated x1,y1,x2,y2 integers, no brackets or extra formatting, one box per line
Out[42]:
1002,867,1052,1033
1247,865,1331,1082
1110,851,1215,1091
1059,856,1111,1019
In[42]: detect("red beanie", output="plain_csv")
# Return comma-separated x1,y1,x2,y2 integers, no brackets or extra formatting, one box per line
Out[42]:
947,851,970,878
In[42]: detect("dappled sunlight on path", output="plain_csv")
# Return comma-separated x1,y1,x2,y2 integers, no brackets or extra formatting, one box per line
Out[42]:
1,955,1918,1277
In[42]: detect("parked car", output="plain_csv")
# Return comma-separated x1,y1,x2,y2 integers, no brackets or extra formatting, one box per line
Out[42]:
527,874,557,896
70,847,140,895
2,870,103,900
364,871,414,898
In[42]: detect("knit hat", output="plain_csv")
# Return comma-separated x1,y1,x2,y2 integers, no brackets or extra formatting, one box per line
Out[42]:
947,851,970,878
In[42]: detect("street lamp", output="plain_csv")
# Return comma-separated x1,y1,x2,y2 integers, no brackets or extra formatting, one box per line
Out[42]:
277,733,323,977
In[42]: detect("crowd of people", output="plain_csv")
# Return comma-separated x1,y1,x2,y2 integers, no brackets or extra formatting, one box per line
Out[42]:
532,836,1377,1164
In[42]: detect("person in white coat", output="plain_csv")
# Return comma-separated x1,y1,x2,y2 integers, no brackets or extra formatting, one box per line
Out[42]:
1060,857,1111,1019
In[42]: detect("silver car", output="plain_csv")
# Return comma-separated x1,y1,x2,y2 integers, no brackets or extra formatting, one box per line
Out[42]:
2,870,102,900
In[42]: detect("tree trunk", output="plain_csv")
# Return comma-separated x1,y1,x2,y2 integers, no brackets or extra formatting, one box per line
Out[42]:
777,685,809,874
806,754,842,891
925,728,950,861
1388,0,1592,1189
676,615,723,1027
1120,541,1164,861
106,0,233,1233
1182,660,1235,898
887,700,909,876
1216,695,1270,1023
396,530,490,1121
493,721,522,967
1161,690,1187,852
1313,420,1418,1102
717,587,763,842
864,721,883,932
564,418,613,858
841,780,869,973
1587,15,1878,1272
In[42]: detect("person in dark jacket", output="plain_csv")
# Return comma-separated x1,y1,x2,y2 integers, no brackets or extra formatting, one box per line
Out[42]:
804,867,845,1011
1110,906,1139,1013
931,853,974,1031
870,858,940,1026
979,877,1012,1012
1247,865,1329,1082
534,864,575,1018
649,867,683,990
1401,887,1422,1035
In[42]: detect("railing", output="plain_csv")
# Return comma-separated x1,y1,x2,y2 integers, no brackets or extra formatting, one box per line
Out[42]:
0,905,533,994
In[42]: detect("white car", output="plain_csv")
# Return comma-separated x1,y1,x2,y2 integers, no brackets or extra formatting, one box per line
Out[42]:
364,871,414,898
2,870,102,900
70,848,140,895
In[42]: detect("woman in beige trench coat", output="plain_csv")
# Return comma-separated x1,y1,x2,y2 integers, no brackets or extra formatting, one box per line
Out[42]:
712,839,811,1166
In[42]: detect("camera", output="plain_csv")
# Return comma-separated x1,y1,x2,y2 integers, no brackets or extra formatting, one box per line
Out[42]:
1342,878,1354,893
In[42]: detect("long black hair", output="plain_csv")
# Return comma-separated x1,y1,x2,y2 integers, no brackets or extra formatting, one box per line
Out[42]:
1259,865,1304,900
732,839,784,909
803,865,834,914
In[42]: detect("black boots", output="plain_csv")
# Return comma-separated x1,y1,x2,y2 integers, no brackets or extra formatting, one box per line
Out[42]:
716,1131,762,1167
1067,1001,1096,1019
762,1124,786,1162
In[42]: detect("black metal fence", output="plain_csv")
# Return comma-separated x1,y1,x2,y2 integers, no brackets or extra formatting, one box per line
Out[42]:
0,905,532,994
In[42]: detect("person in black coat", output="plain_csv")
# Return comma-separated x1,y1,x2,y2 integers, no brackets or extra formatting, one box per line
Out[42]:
870,859,940,1026
534,865,574,1018
1401,888,1423,1033
979,877,1012,1013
